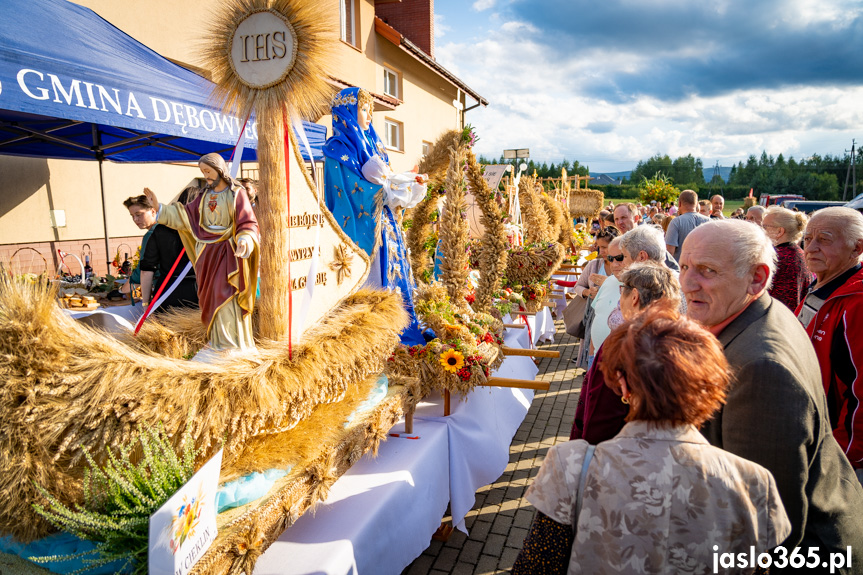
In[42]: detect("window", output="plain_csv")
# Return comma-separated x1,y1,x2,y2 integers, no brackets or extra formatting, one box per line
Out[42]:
384,119,402,151
340,0,356,47
383,66,399,99
421,141,431,157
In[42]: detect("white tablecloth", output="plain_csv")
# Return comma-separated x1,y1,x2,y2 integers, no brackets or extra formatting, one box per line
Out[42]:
255,419,450,575
67,303,142,335
256,324,540,574
504,307,556,345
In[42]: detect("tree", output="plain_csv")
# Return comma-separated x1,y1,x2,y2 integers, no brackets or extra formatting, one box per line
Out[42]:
671,154,705,186
630,154,673,183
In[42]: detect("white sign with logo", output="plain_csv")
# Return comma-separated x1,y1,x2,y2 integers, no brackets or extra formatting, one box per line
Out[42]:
149,449,223,575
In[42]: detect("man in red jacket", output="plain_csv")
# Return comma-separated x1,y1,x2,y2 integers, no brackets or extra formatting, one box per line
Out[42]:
797,207,863,481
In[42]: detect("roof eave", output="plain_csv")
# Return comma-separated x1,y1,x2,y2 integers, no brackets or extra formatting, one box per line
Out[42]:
374,17,488,108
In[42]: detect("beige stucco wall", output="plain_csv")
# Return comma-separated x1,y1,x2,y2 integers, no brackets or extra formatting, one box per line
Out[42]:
0,157,200,245
375,41,463,170
71,0,209,70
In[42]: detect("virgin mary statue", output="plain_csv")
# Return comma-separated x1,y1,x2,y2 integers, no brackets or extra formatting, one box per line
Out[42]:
323,87,427,345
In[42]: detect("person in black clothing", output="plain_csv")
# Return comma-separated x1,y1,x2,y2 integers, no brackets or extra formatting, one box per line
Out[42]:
138,185,200,313
138,225,198,312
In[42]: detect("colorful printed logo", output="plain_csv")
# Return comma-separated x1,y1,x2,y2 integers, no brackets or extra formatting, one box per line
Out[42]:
169,483,205,554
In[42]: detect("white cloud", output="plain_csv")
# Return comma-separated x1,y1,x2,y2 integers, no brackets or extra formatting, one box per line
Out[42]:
472,0,497,11
434,13,450,40
435,8,863,171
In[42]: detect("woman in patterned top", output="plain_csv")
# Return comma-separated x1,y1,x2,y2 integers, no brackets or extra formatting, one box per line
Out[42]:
764,206,811,311
514,306,791,574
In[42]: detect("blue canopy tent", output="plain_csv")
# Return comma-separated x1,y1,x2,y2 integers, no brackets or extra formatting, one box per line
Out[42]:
0,0,326,262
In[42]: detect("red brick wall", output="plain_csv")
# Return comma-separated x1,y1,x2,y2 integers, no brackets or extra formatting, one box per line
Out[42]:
375,0,434,58
1,236,146,277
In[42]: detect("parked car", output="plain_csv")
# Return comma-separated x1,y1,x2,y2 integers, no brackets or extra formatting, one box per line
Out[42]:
778,200,847,213
845,192,863,214
759,194,805,207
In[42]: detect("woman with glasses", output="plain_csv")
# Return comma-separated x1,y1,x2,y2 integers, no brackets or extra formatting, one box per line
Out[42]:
516,303,791,574
763,206,811,311
559,227,620,369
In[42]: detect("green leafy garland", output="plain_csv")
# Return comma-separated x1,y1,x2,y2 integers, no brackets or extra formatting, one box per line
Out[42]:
31,414,202,575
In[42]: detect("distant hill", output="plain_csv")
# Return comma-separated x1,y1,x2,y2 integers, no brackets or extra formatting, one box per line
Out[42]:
589,167,734,184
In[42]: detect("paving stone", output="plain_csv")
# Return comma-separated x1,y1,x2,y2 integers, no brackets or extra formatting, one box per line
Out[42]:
425,539,444,555
499,546,521,570
443,528,468,549
513,508,535,529
474,555,499,575
451,563,474,575
498,498,520,515
490,513,512,535
482,533,507,557
468,519,491,541
506,526,529,549
406,553,435,575
458,539,485,564
432,547,460,571
484,487,505,504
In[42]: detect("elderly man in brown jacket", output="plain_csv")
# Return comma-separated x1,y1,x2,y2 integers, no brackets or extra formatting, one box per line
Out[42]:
680,219,863,573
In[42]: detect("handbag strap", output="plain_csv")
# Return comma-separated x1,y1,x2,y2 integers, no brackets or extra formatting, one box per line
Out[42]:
573,444,596,531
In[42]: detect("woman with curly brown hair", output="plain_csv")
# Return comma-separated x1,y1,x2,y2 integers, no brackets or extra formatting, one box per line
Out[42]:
514,305,791,574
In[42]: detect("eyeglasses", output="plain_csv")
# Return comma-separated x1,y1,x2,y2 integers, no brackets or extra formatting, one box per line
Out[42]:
606,254,625,262
619,284,631,293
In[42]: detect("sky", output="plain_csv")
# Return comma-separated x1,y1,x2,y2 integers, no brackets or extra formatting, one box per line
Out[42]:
432,0,863,173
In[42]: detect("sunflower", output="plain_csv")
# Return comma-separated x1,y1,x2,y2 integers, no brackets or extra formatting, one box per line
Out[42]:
439,349,465,373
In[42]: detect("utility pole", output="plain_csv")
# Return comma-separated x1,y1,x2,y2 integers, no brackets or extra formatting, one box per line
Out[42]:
711,161,724,194
843,139,857,201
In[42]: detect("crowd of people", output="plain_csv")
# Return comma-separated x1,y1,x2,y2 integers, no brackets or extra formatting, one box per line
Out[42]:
516,192,863,573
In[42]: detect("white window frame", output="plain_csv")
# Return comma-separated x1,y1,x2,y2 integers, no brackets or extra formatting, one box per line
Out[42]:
383,65,399,99
384,118,403,152
421,141,431,157
340,0,357,47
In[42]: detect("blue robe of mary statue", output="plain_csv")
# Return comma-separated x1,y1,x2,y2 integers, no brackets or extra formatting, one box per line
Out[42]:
323,88,427,345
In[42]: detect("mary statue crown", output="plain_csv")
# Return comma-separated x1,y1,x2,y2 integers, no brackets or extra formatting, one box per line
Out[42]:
322,87,389,174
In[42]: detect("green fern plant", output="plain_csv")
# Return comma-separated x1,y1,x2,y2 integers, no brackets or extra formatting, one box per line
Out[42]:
31,413,203,575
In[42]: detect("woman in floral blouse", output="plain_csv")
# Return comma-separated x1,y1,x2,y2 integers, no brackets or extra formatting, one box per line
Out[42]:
514,306,791,574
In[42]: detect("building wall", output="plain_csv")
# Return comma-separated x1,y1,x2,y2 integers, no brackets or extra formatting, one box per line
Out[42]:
374,40,461,169
0,157,200,275
1,0,472,270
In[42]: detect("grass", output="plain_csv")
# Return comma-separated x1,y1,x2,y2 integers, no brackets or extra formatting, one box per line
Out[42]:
723,200,746,216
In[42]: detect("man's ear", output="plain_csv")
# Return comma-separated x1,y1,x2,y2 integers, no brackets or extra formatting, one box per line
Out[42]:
637,251,649,262
854,238,863,260
749,263,770,296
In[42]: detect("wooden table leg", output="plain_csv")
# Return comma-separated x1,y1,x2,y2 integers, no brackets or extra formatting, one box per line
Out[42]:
432,522,454,542
404,410,414,435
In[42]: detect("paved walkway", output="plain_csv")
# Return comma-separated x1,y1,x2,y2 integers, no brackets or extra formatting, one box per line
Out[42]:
403,319,583,575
